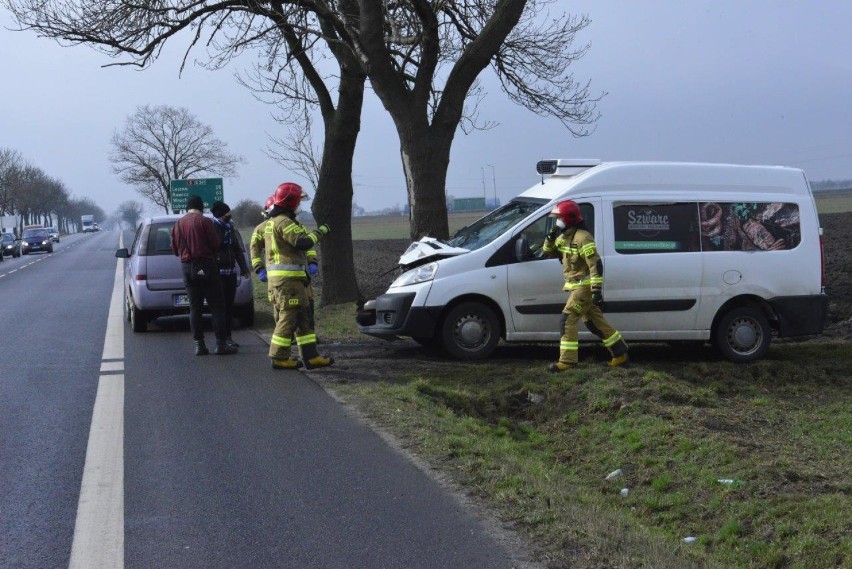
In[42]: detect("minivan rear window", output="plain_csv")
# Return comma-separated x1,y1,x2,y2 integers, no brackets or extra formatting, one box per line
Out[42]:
145,222,176,256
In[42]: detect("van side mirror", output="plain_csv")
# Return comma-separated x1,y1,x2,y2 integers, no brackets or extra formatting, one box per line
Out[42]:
115,248,130,258
514,237,532,262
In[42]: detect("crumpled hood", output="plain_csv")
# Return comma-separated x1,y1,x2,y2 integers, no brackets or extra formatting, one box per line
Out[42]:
398,237,469,270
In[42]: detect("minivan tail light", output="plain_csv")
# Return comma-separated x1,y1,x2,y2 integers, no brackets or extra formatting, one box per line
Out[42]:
135,274,147,281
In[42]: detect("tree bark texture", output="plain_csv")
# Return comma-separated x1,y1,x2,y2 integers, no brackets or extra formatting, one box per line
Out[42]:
311,70,364,305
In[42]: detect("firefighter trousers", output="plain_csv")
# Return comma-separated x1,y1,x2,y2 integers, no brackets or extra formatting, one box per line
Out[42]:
268,280,320,361
559,287,628,364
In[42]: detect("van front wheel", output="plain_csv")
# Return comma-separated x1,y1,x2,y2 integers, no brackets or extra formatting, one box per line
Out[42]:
714,306,770,363
441,302,500,360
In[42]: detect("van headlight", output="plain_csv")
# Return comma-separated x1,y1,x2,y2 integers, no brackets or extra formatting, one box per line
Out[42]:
390,262,438,288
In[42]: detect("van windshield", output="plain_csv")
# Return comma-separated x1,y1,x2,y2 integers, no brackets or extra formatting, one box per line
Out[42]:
448,199,546,251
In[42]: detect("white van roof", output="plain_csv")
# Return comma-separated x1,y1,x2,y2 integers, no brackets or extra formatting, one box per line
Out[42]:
519,160,811,202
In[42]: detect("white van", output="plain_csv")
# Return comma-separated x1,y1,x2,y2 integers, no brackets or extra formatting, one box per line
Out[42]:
357,160,828,363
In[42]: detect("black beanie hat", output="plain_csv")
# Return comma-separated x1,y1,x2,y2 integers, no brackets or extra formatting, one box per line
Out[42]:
187,195,204,211
211,201,231,218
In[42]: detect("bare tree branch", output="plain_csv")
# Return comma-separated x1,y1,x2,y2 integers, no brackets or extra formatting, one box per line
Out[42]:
109,104,243,212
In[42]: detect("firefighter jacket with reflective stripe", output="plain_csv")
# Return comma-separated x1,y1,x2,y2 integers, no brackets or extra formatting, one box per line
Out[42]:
542,227,603,291
249,220,266,270
251,219,318,274
256,214,325,282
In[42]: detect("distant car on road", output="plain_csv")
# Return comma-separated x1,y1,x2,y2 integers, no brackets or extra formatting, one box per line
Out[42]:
2,233,21,258
45,226,60,242
21,228,53,254
115,214,254,332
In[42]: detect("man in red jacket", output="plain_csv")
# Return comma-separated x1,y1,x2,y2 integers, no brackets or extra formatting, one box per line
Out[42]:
170,195,237,356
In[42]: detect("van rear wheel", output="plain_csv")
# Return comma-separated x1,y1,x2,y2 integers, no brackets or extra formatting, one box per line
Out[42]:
714,306,770,363
440,302,500,360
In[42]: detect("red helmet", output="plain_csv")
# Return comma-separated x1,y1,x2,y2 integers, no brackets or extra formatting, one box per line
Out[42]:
550,200,583,225
264,195,274,212
272,182,309,209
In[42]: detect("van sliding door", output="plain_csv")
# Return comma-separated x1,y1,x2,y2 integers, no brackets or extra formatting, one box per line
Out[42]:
602,202,703,337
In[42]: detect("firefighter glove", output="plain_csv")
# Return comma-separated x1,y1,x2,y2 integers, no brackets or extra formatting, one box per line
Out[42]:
307,262,318,276
592,289,604,306
546,227,559,242
256,267,268,283
317,223,331,235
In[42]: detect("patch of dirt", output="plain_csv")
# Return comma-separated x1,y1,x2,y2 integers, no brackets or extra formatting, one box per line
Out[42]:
340,212,852,340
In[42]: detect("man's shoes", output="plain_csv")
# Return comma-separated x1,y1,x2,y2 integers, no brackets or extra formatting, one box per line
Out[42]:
214,343,238,355
608,354,629,367
547,362,574,373
226,336,239,348
271,358,303,370
195,341,209,356
304,355,334,369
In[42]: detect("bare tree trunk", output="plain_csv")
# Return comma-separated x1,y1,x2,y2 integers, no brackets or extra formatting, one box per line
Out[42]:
311,71,364,305
399,127,453,241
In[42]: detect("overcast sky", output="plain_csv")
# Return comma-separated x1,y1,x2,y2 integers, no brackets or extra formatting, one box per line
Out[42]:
1,1,850,217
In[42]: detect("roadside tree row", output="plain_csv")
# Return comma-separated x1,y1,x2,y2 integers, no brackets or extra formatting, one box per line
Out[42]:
0,147,105,236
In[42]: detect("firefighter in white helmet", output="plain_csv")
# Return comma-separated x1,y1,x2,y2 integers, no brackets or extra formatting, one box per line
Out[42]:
252,182,333,370
542,200,629,372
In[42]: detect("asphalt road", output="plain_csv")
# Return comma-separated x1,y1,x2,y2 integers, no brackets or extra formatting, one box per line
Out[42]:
0,230,525,569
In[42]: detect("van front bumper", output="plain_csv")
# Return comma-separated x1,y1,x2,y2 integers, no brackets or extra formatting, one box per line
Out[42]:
357,292,442,339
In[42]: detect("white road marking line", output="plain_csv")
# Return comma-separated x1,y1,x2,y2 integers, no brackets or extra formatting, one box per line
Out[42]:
68,247,125,569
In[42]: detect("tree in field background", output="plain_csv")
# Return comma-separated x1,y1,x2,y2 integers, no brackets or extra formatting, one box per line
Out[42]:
3,0,599,303
109,105,243,214
230,198,263,229
117,200,144,230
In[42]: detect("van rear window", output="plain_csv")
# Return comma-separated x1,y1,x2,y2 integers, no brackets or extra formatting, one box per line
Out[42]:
614,202,801,254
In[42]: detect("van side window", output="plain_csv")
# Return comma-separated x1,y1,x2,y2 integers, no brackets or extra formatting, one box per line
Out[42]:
614,203,700,254
614,202,802,254
699,202,801,251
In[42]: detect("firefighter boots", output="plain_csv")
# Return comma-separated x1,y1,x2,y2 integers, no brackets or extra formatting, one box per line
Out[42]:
195,340,209,356
272,358,303,370
547,362,574,373
304,355,334,369
608,354,629,367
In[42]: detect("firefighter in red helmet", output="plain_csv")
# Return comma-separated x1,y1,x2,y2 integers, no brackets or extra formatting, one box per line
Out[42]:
542,200,629,372
252,182,333,369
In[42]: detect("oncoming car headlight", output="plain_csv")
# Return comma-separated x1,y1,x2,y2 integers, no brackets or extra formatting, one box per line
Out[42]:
390,262,438,288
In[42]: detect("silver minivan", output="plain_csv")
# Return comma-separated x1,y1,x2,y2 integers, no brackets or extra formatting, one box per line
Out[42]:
115,214,254,332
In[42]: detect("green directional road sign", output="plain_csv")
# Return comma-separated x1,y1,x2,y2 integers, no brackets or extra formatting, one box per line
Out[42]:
170,178,224,212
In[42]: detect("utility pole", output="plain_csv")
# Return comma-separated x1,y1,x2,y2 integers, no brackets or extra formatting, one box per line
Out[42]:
487,164,497,207
481,167,487,205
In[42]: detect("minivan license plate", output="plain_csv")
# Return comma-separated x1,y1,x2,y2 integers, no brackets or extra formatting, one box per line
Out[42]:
174,294,189,307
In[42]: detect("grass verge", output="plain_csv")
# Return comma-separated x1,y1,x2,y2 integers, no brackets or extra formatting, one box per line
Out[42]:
311,302,851,568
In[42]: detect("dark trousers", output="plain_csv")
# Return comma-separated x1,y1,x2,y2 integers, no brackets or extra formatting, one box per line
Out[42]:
181,260,227,343
220,272,237,338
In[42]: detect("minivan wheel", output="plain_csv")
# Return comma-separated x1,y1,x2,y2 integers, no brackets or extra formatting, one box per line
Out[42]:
440,302,500,360
130,302,148,333
714,306,770,363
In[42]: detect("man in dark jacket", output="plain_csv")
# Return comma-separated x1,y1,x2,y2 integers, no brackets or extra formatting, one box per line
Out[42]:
211,201,250,348
170,195,237,356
